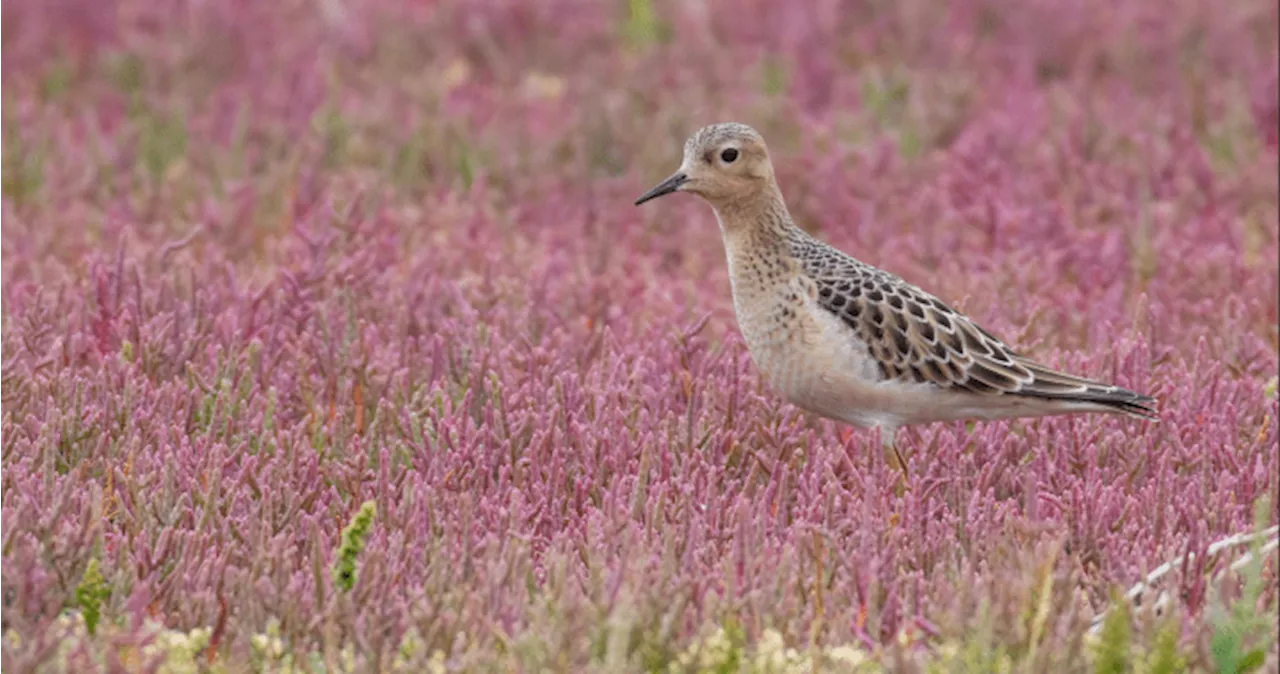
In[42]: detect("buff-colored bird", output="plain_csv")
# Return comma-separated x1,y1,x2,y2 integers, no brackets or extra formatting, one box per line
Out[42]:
635,123,1156,476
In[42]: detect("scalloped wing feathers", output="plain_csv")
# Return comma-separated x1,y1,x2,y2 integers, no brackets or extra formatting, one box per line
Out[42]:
805,248,1157,421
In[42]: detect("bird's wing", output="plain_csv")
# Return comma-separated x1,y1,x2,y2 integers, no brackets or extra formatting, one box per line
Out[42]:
812,268,1032,392
810,268,1157,418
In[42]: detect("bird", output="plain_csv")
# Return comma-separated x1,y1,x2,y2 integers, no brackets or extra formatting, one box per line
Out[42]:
633,122,1157,478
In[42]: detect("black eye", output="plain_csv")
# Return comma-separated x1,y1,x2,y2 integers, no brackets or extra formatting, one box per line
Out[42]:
720,148,739,163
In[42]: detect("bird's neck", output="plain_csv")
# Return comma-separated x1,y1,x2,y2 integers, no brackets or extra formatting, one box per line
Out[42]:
713,187,796,252
714,191,805,304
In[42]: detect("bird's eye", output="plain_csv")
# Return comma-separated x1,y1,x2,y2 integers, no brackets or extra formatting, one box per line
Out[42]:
720,148,739,163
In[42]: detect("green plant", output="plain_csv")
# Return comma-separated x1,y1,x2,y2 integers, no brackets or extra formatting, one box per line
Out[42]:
332,501,377,593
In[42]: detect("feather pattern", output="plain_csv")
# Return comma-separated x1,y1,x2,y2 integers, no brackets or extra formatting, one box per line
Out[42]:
793,234,1158,421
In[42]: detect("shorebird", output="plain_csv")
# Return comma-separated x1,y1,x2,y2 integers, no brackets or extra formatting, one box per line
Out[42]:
634,122,1157,477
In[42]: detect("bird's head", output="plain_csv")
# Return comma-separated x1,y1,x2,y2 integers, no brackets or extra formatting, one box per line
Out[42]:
634,122,776,210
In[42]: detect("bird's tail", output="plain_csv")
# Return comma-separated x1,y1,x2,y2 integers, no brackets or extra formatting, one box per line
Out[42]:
1014,358,1159,421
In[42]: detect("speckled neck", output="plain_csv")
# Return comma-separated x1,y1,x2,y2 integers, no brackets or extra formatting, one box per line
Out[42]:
712,185,794,244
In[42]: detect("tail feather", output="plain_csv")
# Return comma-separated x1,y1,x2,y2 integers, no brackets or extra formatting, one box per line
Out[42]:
1014,358,1159,421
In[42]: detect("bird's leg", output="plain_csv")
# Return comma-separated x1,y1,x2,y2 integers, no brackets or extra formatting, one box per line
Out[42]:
879,425,908,494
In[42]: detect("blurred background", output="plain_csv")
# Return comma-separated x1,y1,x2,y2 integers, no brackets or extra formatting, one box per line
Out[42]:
2,0,1277,671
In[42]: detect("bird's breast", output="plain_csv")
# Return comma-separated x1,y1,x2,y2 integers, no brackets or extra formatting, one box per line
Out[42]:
726,263,831,403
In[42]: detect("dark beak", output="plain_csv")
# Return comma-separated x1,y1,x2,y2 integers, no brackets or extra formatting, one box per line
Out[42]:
633,172,688,206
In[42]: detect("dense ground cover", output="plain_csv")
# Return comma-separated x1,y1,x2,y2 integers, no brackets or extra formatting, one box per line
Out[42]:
2,0,1278,671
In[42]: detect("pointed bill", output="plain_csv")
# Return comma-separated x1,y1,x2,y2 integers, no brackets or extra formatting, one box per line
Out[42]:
634,172,688,205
